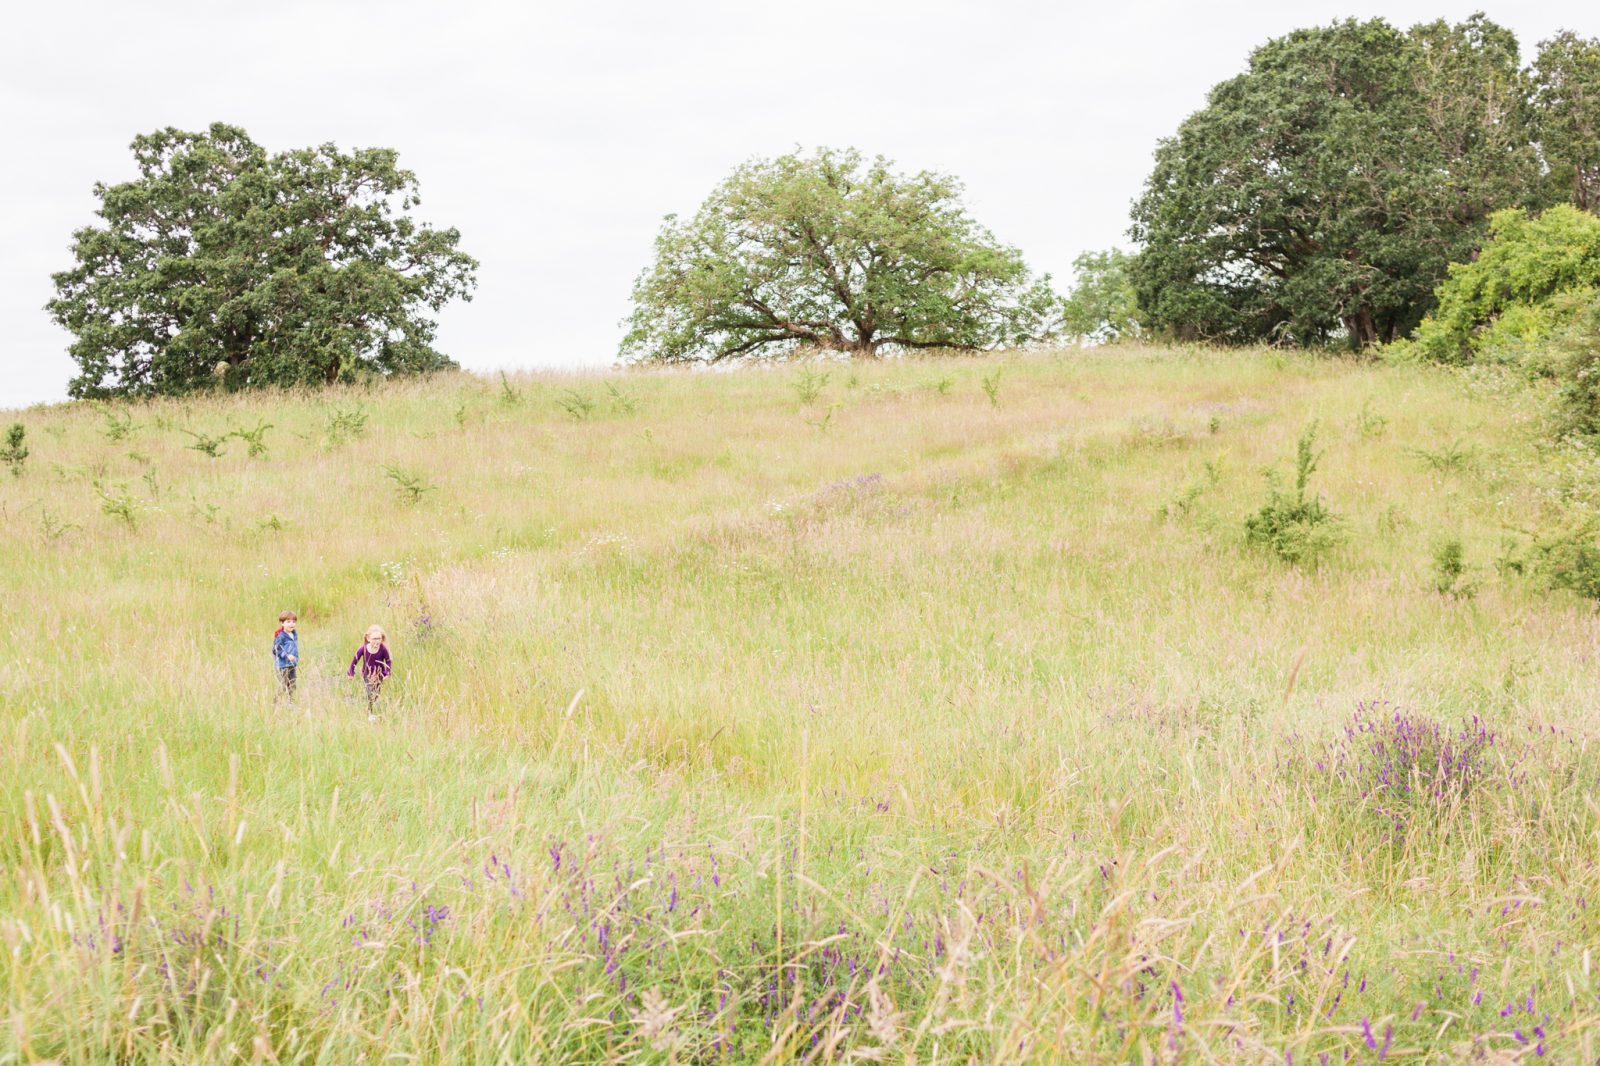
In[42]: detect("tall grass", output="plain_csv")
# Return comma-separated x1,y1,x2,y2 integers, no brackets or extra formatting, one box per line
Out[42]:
2,347,1598,1061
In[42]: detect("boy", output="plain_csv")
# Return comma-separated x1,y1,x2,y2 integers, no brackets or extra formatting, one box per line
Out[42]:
273,611,299,698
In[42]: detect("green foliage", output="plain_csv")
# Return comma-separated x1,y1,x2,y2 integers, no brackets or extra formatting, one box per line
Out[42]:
1532,32,1600,212
231,420,273,458
1553,294,1600,437
182,429,228,458
1,424,28,476
1245,423,1343,565
38,509,79,541
1060,249,1141,342
1410,438,1476,473
95,482,139,529
497,371,522,406
556,390,595,421
1130,16,1548,347
603,382,638,414
1354,401,1389,439
48,123,477,398
1431,538,1475,597
791,366,829,405
980,368,1003,408
622,147,1060,363
99,406,135,441
1410,205,1600,364
1524,519,1600,603
326,405,368,446
384,465,435,504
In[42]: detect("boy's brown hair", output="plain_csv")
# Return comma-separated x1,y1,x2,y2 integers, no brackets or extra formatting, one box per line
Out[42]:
279,610,298,622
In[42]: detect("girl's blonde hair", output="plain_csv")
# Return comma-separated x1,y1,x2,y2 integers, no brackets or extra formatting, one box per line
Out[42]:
365,624,386,642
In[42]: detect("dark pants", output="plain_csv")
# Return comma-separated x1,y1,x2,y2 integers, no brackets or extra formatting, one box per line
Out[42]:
364,677,383,710
277,665,297,697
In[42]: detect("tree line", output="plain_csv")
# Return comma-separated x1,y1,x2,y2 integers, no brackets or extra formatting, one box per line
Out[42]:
46,16,1600,399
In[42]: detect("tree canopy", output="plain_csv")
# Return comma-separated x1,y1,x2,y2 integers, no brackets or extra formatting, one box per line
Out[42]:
49,123,477,398
621,148,1059,363
1059,249,1140,343
1532,32,1600,213
1128,16,1550,348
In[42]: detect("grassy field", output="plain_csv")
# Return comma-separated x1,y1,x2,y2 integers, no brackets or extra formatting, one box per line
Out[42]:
4,346,1600,1063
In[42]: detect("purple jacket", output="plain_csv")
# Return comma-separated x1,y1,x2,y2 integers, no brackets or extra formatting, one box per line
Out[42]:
348,642,392,683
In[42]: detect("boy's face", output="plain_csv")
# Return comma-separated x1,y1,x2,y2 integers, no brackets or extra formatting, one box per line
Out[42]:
283,619,296,633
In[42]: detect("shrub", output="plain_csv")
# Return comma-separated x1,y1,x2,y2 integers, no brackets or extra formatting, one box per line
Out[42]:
1529,519,1600,603
1244,422,1343,566
1,424,28,476
1431,538,1475,598
1553,293,1600,438
1411,205,1600,364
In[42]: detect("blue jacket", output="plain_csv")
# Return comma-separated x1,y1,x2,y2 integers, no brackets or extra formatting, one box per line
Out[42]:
273,629,299,670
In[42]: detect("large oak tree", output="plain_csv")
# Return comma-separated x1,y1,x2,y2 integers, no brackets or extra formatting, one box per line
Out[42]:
1128,16,1550,347
622,148,1059,363
49,123,477,398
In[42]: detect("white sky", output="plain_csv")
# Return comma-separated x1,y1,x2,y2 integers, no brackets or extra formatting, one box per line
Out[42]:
1,0,1593,408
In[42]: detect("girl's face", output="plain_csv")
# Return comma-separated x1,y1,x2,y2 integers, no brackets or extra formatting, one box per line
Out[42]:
366,633,383,650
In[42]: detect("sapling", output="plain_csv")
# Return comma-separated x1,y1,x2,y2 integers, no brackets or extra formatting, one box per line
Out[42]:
1244,421,1343,566
182,429,228,458
557,390,595,420
231,420,273,458
792,366,829,405
384,465,436,504
1,424,28,476
981,368,1003,408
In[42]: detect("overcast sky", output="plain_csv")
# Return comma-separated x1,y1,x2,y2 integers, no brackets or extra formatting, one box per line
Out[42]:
1,0,1593,408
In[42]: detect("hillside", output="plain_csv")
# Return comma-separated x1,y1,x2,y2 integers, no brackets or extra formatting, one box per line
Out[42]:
4,347,1600,1062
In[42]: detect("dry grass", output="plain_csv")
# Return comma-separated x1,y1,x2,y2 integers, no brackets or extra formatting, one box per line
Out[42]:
2,346,1598,1062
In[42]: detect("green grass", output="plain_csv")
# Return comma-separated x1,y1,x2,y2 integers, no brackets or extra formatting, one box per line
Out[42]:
3,346,1599,1062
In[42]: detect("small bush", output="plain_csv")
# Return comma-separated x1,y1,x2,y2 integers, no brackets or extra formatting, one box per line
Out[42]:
1528,519,1600,603
1,424,28,476
1430,538,1475,598
1553,295,1600,439
1244,422,1343,566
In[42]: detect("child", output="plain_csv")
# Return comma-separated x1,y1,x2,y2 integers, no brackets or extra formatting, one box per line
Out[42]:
273,611,299,698
347,624,392,720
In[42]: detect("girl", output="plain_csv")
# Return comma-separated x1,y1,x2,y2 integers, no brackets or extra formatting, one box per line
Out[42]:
347,624,392,719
